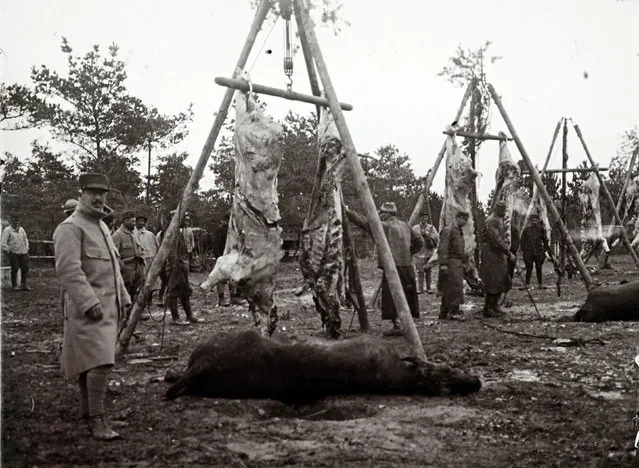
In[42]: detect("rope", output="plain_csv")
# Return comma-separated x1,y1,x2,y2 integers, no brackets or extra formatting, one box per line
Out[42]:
248,17,279,75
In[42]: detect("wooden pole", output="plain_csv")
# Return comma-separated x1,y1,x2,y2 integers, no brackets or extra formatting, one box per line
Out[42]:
468,86,481,269
116,0,272,357
294,2,369,332
613,146,639,226
296,0,426,360
572,123,639,269
559,119,568,293
523,118,562,228
442,130,512,141
522,167,608,175
214,77,353,110
487,83,594,290
408,79,475,226
293,0,321,121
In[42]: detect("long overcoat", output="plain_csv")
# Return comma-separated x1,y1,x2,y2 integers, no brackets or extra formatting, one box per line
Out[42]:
480,214,511,294
437,224,465,307
53,200,131,378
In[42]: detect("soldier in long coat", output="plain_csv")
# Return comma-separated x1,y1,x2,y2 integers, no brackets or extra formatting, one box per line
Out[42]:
438,210,469,319
346,201,424,335
479,201,516,317
53,173,131,440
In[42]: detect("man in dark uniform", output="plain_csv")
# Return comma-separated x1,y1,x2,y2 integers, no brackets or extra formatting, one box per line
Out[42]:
346,201,424,335
165,210,201,326
480,201,516,317
519,213,551,289
438,210,469,320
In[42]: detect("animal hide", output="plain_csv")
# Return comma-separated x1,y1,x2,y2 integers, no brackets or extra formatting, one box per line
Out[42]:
299,107,347,339
200,83,284,337
492,134,521,248
578,173,609,262
165,330,482,403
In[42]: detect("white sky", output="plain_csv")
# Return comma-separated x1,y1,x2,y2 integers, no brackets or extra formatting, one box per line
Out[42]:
1,0,638,202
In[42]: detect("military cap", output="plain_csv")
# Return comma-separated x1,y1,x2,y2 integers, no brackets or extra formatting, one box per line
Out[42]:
529,212,540,219
136,214,149,222
380,202,398,214
495,200,506,209
455,210,470,218
79,173,110,192
121,211,135,220
63,199,78,214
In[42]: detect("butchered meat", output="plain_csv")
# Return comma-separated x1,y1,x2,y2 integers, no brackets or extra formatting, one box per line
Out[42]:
578,173,609,262
200,83,284,336
426,130,481,291
492,134,521,249
299,106,346,339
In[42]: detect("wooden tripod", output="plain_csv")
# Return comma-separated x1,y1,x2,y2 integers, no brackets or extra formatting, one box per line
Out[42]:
118,0,423,359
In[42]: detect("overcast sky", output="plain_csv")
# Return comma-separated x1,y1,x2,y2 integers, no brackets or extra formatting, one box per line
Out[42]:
1,0,638,202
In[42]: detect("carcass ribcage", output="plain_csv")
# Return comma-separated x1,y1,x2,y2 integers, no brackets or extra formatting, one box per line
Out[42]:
579,173,609,257
427,134,478,270
201,90,284,292
300,108,346,326
493,138,520,248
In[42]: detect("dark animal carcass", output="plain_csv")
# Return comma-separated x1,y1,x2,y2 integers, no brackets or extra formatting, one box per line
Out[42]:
573,279,639,322
165,330,481,403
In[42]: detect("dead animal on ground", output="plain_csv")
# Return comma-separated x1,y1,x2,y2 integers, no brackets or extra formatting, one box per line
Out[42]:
165,330,481,404
572,279,639,322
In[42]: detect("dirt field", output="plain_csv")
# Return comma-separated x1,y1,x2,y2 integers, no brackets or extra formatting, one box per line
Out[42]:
2,255,639,467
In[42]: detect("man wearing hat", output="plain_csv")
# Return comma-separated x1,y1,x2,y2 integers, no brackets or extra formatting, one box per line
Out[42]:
479,200,516,317
519,212,551,289
112,211,145,301
135,214,161,303
346,201,424,335
1,215,31,290
412,211,439,294
53,173,131,440
63,199,78,218
438,210,469,319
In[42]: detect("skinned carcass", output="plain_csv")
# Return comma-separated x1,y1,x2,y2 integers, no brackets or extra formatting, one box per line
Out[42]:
492,134,521,250
200,85,284,336
426,130,482,292
578,173,610,264
165,330,482,404
299,107,347,339
573,279,639,322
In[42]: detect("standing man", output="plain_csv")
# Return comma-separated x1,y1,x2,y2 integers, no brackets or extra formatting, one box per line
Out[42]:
438,211,469,320
135,214,160,303
412,212,439,294
63,199,78,218
165,209,201,326
112,211,145,301
53,173,130,440
1,215,31,291
479,201,516,318
346,202,424,335
519,213,551,289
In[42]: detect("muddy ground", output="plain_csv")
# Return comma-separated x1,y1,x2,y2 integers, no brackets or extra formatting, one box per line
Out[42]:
2,255,639,467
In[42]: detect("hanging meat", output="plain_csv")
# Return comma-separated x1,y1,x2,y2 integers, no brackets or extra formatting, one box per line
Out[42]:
492,134,521,249
299,106,347,339
426,130,482,292
578,172,610,262
200,84,284,337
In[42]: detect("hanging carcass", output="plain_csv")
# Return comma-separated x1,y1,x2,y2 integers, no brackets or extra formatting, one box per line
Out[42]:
426,129,482,292
299,106,347,339
578,172,610,265
491,133,522,250
200,84,284,337
165,330,482,403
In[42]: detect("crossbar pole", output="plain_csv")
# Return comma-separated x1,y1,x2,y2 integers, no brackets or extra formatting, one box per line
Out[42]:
214,77,353,110
522,167,609,174
442,130,513,141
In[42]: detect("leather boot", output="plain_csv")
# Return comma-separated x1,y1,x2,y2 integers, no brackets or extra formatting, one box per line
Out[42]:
493,294,506,315
89,415,121,440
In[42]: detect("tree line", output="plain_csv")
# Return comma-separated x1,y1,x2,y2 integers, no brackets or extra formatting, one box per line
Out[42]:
1,39,636,251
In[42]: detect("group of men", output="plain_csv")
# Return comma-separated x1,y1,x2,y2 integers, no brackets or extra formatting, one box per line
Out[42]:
347,199,553,334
